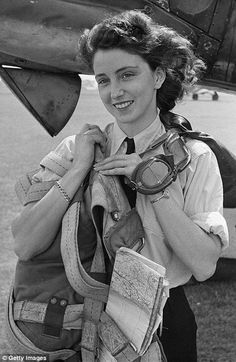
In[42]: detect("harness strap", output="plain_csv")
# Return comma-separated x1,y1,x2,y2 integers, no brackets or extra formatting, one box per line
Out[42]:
13,301,84,329
81,297,104,361
141,340,167,362
6,287,76,359
99,312,166,362
80,177,109,361
60,199,109,302
60,174,109,360
99,311,139,361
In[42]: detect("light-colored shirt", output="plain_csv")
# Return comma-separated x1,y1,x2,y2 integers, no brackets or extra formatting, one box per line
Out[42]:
33,115,228,287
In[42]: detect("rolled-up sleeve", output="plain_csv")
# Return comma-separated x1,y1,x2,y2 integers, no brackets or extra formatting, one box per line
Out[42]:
183,140,229,251
32,136,75,183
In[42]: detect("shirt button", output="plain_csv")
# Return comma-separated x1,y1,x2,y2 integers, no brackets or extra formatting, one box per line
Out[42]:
50,297,57,304
60,299,67,307
111,211,120,221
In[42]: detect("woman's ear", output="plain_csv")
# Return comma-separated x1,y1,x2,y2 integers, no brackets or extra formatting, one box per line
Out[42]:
154,68,166,89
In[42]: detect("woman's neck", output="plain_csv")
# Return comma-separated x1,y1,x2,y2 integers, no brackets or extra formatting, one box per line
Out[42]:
117,113,160,137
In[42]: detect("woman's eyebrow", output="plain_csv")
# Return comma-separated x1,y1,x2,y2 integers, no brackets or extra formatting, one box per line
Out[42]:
116,66,139,74
95,74,105,80
95,66,139,79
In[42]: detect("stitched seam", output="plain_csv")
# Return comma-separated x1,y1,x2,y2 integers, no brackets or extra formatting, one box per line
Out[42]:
28,188,53,195
45,156,69,171
54,151,72,163
18,179,30,196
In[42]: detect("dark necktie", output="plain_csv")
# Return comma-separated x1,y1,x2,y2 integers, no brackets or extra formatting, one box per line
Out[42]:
120,137,137,208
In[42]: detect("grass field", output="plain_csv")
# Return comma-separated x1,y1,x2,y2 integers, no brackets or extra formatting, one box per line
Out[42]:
0,80,236,360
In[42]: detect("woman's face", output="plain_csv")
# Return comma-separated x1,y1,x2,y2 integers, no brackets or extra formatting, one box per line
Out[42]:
93,48,165,135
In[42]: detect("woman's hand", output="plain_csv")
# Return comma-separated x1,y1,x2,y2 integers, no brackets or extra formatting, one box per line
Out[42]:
93,153,142,178
72,124,106,172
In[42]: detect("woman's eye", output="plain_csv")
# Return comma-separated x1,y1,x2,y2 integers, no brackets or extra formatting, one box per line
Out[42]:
97,78,109,86
121,72,134,80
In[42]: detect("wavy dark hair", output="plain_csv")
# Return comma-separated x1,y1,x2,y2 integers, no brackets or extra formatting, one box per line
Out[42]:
79,10,206,112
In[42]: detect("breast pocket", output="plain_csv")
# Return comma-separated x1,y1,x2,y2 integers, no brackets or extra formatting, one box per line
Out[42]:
104,208,145,261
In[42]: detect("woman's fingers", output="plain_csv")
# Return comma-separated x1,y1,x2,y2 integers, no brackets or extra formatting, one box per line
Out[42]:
83,126,107,150
77,124,107,151
94,159,127,170
94,154,127,166
72,124,107,171
94,153,141,177
81,123,101,132
98,168,129,175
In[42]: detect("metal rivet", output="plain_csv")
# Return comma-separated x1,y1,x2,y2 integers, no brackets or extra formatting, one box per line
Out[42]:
60,299,67,307
111,211,120,222
50,297,57,304
144,5,152,14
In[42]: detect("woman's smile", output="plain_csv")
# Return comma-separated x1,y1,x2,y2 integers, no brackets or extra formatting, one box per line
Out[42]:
113,100,134,110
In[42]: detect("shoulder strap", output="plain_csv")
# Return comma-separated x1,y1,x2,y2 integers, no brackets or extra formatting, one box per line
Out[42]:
160,111,236,208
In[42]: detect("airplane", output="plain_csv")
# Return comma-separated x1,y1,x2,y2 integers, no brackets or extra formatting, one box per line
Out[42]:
0,0,236,280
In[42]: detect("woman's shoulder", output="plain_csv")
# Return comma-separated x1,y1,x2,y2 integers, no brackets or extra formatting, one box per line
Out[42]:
185,137,214,162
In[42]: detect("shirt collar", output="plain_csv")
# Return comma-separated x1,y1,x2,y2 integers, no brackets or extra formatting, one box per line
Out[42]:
110,112,166,155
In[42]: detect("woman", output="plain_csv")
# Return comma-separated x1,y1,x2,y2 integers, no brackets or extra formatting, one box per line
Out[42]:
10,10,228,361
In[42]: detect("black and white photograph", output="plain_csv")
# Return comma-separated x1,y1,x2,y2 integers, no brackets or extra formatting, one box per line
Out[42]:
0,1,236,361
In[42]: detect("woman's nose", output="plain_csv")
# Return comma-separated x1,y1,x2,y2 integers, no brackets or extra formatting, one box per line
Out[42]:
110,81,124,99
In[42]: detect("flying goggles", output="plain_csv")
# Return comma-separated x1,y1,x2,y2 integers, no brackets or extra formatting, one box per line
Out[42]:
126,129,191,195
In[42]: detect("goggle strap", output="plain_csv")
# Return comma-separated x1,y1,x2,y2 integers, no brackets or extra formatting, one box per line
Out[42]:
139,131,171,157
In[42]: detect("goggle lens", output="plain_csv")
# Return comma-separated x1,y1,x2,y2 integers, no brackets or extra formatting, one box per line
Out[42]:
140,160,172,187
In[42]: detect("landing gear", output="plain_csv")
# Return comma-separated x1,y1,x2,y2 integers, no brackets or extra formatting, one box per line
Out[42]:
192,89,219,101
212,91,219,101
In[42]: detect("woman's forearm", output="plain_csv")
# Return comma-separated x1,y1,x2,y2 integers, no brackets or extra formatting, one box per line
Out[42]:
150,193,222,281
12,166,88,260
